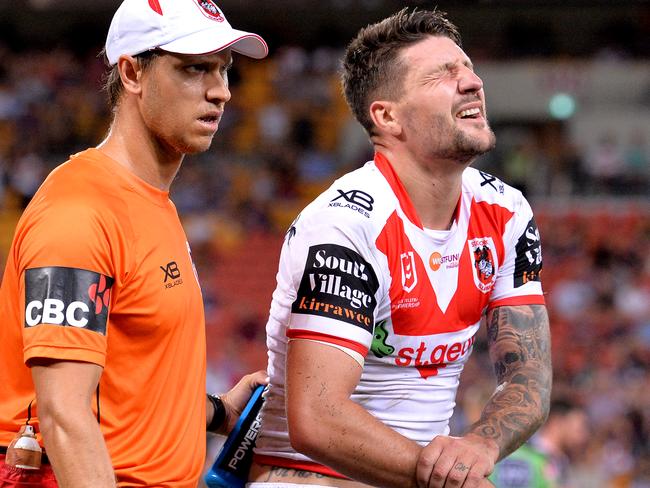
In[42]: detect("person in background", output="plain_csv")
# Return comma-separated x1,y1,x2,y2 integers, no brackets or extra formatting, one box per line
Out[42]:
490,399,589,488
249,7,551,488
0,0,268,486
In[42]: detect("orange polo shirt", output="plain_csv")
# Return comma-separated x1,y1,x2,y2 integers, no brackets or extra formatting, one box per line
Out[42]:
0,148,206,487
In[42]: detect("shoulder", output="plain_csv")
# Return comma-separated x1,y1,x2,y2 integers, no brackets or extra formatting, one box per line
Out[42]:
37,149,123,206
462,168,526,209
296,161,397,238
26,149,136,229
15,150,134,254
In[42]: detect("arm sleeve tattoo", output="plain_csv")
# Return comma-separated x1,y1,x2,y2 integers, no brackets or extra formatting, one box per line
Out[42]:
467,304,552,460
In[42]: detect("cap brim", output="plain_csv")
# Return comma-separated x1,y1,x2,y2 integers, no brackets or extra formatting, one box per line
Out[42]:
159,27,268,59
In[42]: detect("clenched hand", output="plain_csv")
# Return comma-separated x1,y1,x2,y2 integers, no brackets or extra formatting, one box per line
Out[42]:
416,434,498,488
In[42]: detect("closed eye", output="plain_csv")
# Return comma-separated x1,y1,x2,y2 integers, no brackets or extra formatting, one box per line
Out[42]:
186,63,210,73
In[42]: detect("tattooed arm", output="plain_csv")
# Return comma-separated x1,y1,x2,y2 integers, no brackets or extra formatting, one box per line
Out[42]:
467,304,552,460
415,305,551,488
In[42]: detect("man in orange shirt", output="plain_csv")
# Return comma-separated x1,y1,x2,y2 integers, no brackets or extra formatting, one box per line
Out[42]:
0,0,268,486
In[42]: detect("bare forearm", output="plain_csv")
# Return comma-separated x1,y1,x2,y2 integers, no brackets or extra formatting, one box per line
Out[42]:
40,410,115,488
293,397,421,487
287,341,421,487
467,305,552,460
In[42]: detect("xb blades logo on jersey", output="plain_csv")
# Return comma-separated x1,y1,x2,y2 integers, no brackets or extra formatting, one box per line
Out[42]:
479,170,504,195
24,267,114,334
329,189,374,218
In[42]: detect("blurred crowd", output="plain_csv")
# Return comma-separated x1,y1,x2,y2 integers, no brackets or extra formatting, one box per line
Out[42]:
1,42,648,222
0,41,648,488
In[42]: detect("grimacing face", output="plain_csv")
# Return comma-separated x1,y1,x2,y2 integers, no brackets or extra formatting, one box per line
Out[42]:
393,36,496,164
138,50,233,156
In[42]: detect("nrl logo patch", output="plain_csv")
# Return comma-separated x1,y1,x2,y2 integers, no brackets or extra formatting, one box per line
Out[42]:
400,251,417,293
467,237,498,293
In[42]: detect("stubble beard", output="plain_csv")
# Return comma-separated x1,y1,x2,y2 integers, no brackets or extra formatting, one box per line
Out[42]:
428,114,497,165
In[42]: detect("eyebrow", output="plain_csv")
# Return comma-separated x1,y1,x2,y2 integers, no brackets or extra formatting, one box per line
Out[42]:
178,53,233,67
440,59,474,72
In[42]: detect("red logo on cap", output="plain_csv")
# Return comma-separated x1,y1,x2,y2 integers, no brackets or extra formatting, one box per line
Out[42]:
148,0,163,15
194,0,224,22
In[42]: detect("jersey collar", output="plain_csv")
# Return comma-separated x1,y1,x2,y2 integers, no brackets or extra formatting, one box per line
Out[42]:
374,152,424,229
374,152,462,232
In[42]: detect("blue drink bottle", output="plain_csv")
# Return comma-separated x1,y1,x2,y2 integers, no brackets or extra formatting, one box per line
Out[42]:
205,385,266,488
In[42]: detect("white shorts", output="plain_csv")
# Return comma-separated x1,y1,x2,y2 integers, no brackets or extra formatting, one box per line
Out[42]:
247,484,333,488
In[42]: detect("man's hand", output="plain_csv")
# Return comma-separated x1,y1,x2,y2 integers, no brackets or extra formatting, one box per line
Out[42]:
415,433,498,488
218,370,268,433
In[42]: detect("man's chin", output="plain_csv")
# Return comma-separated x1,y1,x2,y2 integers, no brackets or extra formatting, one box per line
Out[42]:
466,129,496,156
455,132,495,158
180,137,215,155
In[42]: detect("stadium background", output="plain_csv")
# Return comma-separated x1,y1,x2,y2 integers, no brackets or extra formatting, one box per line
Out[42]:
0,0,648,486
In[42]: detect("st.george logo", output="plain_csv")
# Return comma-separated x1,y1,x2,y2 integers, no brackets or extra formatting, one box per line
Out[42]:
467,237,498,293
193,0,225,21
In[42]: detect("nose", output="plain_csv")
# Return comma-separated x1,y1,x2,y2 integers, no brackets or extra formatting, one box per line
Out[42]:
458,66,483,95
207,71,231,104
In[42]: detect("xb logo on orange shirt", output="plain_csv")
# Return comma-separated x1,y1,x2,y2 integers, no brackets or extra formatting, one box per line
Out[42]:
160,261,181,282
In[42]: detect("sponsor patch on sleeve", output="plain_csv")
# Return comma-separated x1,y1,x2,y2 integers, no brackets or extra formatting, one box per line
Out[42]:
513,217,543,287
24,267,114,334
291,244,379,333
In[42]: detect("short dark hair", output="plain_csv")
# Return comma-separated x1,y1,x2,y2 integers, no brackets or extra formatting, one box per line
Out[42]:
100,49,161,111
341,8,461,135
550,397,582,417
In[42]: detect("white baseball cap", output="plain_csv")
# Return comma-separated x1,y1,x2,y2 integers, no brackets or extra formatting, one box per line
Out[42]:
106,0,268,65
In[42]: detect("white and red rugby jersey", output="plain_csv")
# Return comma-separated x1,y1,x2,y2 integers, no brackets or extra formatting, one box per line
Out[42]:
256,152,545,474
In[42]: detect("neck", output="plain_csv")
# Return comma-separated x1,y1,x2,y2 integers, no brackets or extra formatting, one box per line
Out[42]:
376,145,466,230
97,104,183,191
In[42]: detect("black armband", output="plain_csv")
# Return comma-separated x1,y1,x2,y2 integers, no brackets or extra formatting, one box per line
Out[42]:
207,393,226,433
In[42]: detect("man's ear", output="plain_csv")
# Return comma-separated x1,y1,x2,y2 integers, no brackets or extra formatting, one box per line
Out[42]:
369,100,402,137
117,55,145,96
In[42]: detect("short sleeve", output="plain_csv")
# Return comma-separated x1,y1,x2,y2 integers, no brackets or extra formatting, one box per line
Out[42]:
489,195,545,309
282,210,384,358
17,195,119,367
